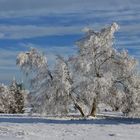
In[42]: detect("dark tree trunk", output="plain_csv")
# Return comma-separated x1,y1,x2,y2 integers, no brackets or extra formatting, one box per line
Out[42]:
90,98,97,117
69,92,85,117
74,103,85,117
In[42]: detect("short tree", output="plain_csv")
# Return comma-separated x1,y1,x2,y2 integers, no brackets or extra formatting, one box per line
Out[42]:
9,79,25,113
0,84,15,113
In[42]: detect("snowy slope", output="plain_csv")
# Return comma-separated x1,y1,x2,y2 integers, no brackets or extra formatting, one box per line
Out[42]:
0,114,140,140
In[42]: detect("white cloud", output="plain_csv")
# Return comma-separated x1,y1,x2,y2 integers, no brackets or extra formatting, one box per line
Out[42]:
0,0,139,18
0,48,21,83
0,25,83,39
0,49,18,68
0,20,139,40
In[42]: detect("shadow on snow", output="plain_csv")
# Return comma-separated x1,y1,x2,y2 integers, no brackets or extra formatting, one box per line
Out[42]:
0,116,140,125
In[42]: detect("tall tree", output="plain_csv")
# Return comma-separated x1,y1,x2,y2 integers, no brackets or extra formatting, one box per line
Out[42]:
71,23,140,117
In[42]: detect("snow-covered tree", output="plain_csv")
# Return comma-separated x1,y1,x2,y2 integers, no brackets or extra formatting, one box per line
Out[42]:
0,84,15,113
9,79,25,113
53,56,86,116
17,48,53,114
17,49,86,116
0,79,25,114
70,23,140,117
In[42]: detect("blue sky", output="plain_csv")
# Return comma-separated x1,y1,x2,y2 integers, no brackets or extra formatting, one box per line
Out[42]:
0,0,140,84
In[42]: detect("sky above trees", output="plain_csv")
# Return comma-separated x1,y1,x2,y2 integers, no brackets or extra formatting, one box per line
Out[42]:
0,0,140,84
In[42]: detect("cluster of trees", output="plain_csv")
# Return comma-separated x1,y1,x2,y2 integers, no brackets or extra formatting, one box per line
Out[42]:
0,79,25,113
16,23,140,117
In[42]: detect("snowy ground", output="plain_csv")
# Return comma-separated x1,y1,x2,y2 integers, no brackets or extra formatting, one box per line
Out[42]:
0,114,140,140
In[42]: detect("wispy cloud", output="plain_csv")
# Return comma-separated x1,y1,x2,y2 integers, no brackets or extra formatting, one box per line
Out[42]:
0,25,83,39
0,0,140,84
0,0,139,18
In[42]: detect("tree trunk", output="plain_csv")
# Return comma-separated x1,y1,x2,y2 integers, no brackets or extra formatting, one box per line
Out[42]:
74,103,85,117
90,98,97,117
69,92,85,117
